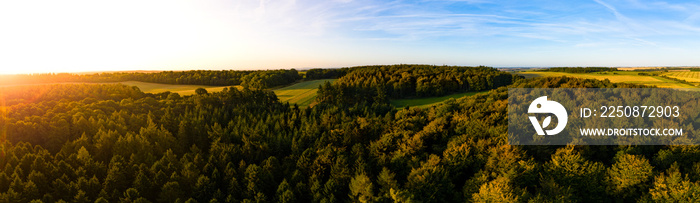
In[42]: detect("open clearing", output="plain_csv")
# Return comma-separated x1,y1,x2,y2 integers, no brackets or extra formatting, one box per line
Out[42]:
117,81,238,95
518,71,697,88
390,91,482,108
273,79,336,107
125,79,337,106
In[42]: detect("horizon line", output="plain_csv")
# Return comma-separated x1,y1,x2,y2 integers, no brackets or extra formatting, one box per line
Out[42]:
2,65,700,76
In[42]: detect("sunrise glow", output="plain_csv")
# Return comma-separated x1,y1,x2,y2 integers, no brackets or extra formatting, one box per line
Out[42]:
1,0,700,74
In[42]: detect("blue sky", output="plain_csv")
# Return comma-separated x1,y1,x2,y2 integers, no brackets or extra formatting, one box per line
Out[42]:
1,0,699,74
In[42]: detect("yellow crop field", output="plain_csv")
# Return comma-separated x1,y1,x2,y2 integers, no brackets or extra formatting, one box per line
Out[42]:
518,71,697,88
663,71,700,82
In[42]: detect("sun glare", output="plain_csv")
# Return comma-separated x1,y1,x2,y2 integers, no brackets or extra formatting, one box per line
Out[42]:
0,0,233,75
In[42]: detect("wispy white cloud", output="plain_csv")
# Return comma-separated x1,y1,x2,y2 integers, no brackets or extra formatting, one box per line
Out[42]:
593,0,625,19
217,0,700,47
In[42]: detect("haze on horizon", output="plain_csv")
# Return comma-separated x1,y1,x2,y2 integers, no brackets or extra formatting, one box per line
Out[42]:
1,0,700,75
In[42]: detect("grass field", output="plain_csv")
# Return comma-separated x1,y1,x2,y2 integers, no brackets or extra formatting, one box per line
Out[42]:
273,79,336,107
662,71,700,82
117,81,238,95
390,91,482,108
518,71,698,88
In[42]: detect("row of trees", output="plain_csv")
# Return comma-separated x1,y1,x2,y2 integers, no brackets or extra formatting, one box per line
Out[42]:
240,70,303,89
304,68,352,80
539,67,618,73
315,65,516,106
0,69,304,87
332,65,515,98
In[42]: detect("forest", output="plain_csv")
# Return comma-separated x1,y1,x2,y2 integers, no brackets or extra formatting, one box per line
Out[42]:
316,65,514,106
1,65,700,202
303,68,352,80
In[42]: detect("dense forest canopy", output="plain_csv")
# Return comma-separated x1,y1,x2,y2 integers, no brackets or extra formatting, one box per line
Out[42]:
1,66,700,202
239,70,303,89
315,65,515,106
334,65,514,97
303,68,352,80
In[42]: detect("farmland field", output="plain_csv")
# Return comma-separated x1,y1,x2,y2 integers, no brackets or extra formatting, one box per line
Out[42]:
663,71,700,82
118,81,239,95
518,71,697,88
273,79,336,107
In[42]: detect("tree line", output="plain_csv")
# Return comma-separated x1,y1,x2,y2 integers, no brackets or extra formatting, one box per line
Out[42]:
240,70,303,89
303,68,352,80
0,69,304,88
315,65,516,106
539,67,618,73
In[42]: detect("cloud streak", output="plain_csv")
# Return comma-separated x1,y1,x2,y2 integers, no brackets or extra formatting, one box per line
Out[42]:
214,0,700,46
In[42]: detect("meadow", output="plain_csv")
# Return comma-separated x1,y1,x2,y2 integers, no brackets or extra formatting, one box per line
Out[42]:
123,78,481,109
122,79,337,107
123,79,337,107
518,71,698,88
272,79,336,107
117,81,238,95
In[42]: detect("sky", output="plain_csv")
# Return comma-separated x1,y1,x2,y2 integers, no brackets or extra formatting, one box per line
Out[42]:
1,0,700,74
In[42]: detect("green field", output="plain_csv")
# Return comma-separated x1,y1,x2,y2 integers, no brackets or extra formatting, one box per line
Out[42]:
519,71,698,88
273,79,336,107
117,81,237,95
124,79,338,106
390,91,482,108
